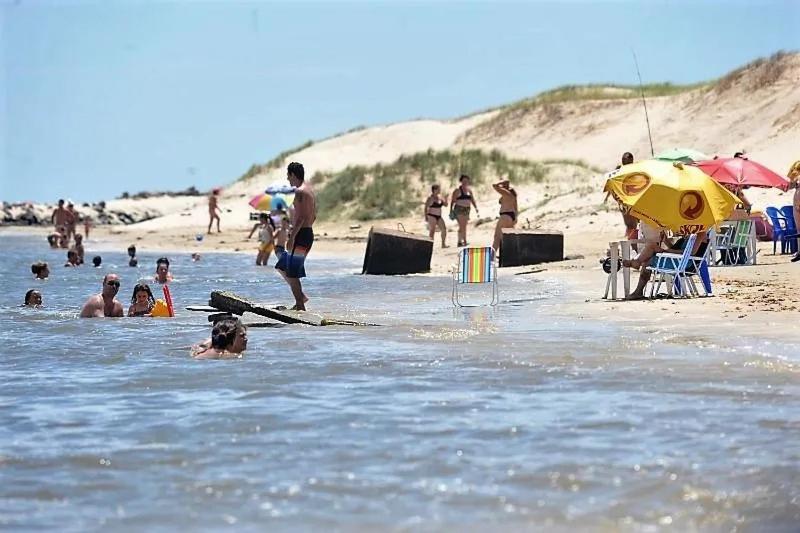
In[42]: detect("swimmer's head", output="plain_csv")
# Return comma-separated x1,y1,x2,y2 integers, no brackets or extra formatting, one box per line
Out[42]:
31,261,49,279
46,234,57,246
287,162,305,185
131,283,155,306
156,257,170,277
66,250,78,263
92,256,102,267
211,318,247,353
102,273,120,296
127,245,136,258
24,289,42,307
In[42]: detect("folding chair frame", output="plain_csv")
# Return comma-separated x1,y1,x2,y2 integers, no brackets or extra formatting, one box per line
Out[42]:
452,247,499,307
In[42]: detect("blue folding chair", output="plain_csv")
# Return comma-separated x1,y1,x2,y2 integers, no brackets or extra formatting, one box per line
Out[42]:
765,207,797,254
648,234,710,298
780,206,799,254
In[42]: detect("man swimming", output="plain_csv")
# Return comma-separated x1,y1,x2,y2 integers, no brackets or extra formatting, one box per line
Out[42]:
275,162,316,311
79,273,124,317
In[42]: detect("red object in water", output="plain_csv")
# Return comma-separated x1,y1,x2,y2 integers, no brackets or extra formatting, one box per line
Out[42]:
163,285,175,317
693,157,790,190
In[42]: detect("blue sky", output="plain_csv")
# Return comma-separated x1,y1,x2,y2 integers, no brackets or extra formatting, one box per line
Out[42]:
2,0,797,202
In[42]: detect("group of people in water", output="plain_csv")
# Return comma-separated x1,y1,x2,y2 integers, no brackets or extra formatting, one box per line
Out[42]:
423,174,518,254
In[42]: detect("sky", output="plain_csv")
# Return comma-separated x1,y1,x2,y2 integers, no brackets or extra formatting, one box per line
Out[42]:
1,0,798,202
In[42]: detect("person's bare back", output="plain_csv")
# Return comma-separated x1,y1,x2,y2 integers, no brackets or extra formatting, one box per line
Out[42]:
293,181,317,229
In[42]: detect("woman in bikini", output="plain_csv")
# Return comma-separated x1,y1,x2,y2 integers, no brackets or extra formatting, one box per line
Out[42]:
247,213,276,266
128,283,156,317
450,175,479,247
423,184,448,248
492,179,518,254
789,160,800,262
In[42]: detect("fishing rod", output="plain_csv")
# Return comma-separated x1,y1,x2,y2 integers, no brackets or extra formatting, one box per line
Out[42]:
632,49,655,157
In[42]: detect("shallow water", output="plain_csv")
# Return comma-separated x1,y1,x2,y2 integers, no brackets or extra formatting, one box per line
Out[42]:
1,234,798,531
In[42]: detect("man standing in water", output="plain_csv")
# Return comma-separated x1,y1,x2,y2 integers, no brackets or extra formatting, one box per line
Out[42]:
80,273,124,317
276,162,316,311
51,199,70,239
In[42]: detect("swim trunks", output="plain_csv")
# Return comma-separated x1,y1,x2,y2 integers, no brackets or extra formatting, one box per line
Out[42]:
274,245,286,258
276,227,313,278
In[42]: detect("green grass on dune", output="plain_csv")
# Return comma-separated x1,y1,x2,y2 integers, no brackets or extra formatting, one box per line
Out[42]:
315,148,549,221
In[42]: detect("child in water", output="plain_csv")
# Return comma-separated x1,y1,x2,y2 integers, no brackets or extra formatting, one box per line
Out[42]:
128,283,156,317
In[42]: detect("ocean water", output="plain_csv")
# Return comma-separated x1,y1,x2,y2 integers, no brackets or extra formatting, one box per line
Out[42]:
1,234,798,532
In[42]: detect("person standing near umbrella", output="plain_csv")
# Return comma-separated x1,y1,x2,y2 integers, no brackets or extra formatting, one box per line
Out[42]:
789,160,800,262
207,188,222,234
275,162,316,311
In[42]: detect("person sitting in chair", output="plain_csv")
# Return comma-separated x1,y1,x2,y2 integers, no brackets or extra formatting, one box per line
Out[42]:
624,232,709,300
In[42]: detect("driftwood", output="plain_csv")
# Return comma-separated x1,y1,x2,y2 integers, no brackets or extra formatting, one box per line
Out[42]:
208,291,379,327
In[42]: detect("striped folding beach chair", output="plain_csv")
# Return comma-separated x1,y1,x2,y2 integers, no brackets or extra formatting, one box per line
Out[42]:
451,247,499,307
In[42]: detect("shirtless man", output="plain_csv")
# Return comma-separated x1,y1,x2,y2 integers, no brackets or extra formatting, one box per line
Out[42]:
492,179,518,254
65,203,78,241
275,162,316,311
79,273,124,317
51,199,70,237
73,233,85,264
207,188,221,234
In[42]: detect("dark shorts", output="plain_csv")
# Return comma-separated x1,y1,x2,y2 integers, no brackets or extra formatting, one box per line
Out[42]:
276,227,313,279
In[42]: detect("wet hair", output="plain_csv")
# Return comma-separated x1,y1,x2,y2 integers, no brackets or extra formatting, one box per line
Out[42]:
287,162,305,181
211,318,244,350
459,174,470,183
31,261,48,276
24,289,40,305
156,257,170,271
92,256,102,267
127,245,136,257
131,283,156,306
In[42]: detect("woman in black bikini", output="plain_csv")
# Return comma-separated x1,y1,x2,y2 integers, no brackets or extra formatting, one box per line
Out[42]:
450,175,479,247
128,283,156,317
423,184,449,248
492,179,518,254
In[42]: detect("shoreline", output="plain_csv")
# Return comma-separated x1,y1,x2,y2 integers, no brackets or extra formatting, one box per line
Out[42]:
5,224,799,345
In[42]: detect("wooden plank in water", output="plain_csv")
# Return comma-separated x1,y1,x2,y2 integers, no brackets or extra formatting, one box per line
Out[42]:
210,291,323,326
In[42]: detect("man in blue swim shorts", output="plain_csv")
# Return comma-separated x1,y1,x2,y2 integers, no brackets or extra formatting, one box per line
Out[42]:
276,162,316,311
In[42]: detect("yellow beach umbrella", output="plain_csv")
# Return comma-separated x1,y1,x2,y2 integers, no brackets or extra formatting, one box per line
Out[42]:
603,160,740,235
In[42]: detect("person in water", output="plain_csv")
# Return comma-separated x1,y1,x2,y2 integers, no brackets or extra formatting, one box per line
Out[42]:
128,283,156,317
73,233,85,265
127,245,138,267
154,257,173,283
80,273,124,317
64,250,80,267
24,289,43,307
276,162,316,311
92,256,102,268
424,184,448,248
31,261,49,279
51,199,71,238
192,318,248,360
207,188,222,234
492,179,518,254
248,213,275,266
65,202,78,242
450,174,479,247
272,210,289,259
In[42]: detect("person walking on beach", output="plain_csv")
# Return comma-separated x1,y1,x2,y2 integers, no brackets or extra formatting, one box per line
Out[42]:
492,179,518,254
154,257,173,283
248,213,275,266
275,162,316,311
450,175,479,247
80,273,124,317
424,184,448,248
208,188,222,234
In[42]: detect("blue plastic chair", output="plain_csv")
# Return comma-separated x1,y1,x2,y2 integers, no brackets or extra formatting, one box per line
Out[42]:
648,234,699,297
766,206,797,254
